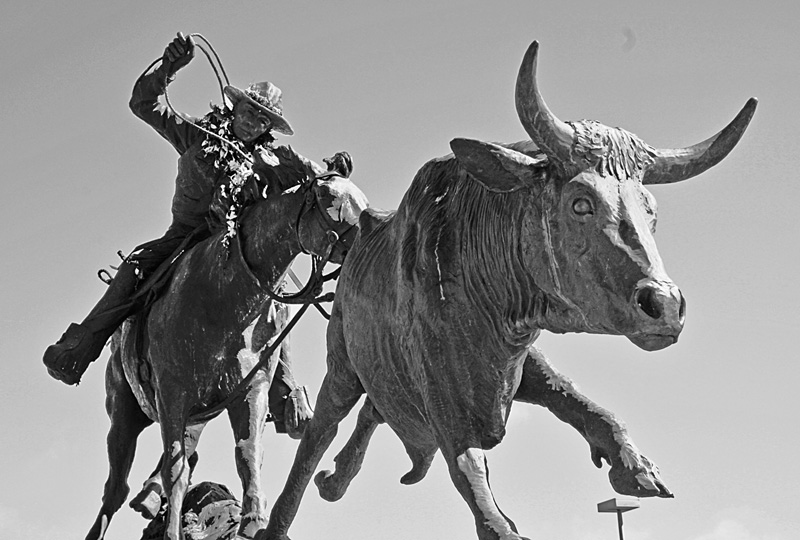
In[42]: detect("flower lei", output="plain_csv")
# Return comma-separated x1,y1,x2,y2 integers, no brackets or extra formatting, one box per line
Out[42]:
198,104,268,248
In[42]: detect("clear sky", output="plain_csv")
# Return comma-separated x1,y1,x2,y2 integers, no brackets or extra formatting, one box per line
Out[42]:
1,1,797,539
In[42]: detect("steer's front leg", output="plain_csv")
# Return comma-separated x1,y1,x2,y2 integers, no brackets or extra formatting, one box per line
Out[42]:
443,446,529,540
514,346,673,498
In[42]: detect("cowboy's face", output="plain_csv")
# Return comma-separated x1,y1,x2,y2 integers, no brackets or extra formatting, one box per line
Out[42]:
232,100,272,143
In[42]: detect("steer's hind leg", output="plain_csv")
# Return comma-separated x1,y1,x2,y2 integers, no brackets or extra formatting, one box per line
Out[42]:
443,446,528,540
264,342,364,540
86,348,153,540
314,396,383,501
514,346,672,498
227,376,271,539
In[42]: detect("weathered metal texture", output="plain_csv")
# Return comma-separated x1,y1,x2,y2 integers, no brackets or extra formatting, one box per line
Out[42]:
85,174,368,540
265,41,755,540
140,482,241,540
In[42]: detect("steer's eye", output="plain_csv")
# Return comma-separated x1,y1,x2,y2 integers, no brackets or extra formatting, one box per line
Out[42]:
572,197,594,217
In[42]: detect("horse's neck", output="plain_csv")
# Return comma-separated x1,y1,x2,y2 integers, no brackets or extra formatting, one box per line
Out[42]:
238,192,303,287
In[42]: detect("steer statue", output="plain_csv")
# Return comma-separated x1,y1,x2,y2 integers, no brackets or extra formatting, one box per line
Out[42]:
265,41,757,540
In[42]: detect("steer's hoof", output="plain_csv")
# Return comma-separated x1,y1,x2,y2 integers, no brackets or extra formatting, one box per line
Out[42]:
608,455,673,498
314,469,345,502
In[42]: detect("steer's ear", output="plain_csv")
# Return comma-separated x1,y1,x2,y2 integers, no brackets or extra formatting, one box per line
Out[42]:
450,138,546,193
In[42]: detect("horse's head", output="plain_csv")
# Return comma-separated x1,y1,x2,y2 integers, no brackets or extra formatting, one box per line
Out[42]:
297,174,369,264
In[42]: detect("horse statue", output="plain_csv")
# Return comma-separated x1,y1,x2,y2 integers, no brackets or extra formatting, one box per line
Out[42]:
263,41,756,540
85,168,369,540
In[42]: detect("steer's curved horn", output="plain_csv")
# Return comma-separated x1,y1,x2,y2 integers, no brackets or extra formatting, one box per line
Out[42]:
515,41,575,163
642,98,758,185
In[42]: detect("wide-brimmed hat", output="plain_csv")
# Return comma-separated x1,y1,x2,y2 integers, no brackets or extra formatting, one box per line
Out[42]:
224,81,294,136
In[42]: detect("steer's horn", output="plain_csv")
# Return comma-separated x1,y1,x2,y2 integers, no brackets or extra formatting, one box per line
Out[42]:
642,98,758,185
515,41,575,164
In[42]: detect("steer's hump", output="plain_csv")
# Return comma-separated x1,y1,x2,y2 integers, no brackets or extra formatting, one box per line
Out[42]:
360,207,395,236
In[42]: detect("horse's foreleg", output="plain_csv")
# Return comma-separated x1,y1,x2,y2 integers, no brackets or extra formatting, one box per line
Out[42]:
513,346,672,498
264,356,364,540
129,424,203,520
314,396,382,502
157,394,193,540
86,348,153,540
227,376,270,539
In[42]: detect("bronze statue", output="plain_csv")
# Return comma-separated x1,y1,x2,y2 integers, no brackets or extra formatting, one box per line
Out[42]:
139,482,241,540
43,33,320,434
84,152,367,540
40,32,370,540
263,41,756,540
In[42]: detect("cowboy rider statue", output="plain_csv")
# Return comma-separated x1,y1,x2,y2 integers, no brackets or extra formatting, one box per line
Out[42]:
43,32,327,438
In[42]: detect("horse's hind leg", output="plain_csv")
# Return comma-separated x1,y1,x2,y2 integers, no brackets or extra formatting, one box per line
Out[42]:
314,396,383,502
227,377,270,539
86,348,153,540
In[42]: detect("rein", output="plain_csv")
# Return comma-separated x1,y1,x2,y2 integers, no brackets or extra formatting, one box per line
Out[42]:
188,300,312,425
189,216,343,425
261,181,352,309
135,33,253,165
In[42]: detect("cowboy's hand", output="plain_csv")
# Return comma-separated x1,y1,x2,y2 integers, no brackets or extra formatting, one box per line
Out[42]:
162,32,195,75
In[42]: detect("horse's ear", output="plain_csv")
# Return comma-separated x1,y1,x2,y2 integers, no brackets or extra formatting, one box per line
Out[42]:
450,138,546,193
255,164,283,196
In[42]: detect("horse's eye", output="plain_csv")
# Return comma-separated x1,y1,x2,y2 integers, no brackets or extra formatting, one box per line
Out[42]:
572,197,594,217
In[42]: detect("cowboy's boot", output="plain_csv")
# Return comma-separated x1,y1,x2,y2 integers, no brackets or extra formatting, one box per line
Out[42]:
269,353,314,439
270,381,314,440
43,261,139,385
284,385,313,439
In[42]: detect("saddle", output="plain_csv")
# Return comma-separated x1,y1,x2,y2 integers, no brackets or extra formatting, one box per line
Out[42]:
128,224,213,313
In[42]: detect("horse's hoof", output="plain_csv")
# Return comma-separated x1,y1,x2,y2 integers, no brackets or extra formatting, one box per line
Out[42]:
255,529,290,540
129,484,164,519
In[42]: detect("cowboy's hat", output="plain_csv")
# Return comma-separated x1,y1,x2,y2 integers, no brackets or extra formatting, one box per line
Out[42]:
224,81,294,136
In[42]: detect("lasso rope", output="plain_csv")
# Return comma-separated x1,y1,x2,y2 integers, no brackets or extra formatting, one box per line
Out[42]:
152,34,326,299
128,35,339,421
135,33,253,164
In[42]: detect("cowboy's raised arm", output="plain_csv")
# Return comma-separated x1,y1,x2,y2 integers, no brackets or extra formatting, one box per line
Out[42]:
129,33,200,154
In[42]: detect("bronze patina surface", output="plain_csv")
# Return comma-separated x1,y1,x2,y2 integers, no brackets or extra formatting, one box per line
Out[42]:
265,41,756,540
87,170,367,540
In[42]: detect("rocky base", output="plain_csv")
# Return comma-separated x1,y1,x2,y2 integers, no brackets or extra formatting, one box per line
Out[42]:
140,482,241,540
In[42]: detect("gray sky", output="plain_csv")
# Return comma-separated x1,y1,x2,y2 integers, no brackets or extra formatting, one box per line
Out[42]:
1,1,797,539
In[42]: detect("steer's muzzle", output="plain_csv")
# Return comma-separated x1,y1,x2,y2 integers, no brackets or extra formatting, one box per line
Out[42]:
628,280,686,351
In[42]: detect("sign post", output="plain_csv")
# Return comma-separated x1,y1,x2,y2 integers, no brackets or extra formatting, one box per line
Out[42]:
597,498,640,540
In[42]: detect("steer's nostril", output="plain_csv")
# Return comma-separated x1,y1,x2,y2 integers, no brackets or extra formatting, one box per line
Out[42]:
636,286,663,320
678,293,686,322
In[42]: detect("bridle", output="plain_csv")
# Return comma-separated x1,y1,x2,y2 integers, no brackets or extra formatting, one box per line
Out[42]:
190,176,357,425
261,175,356,311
